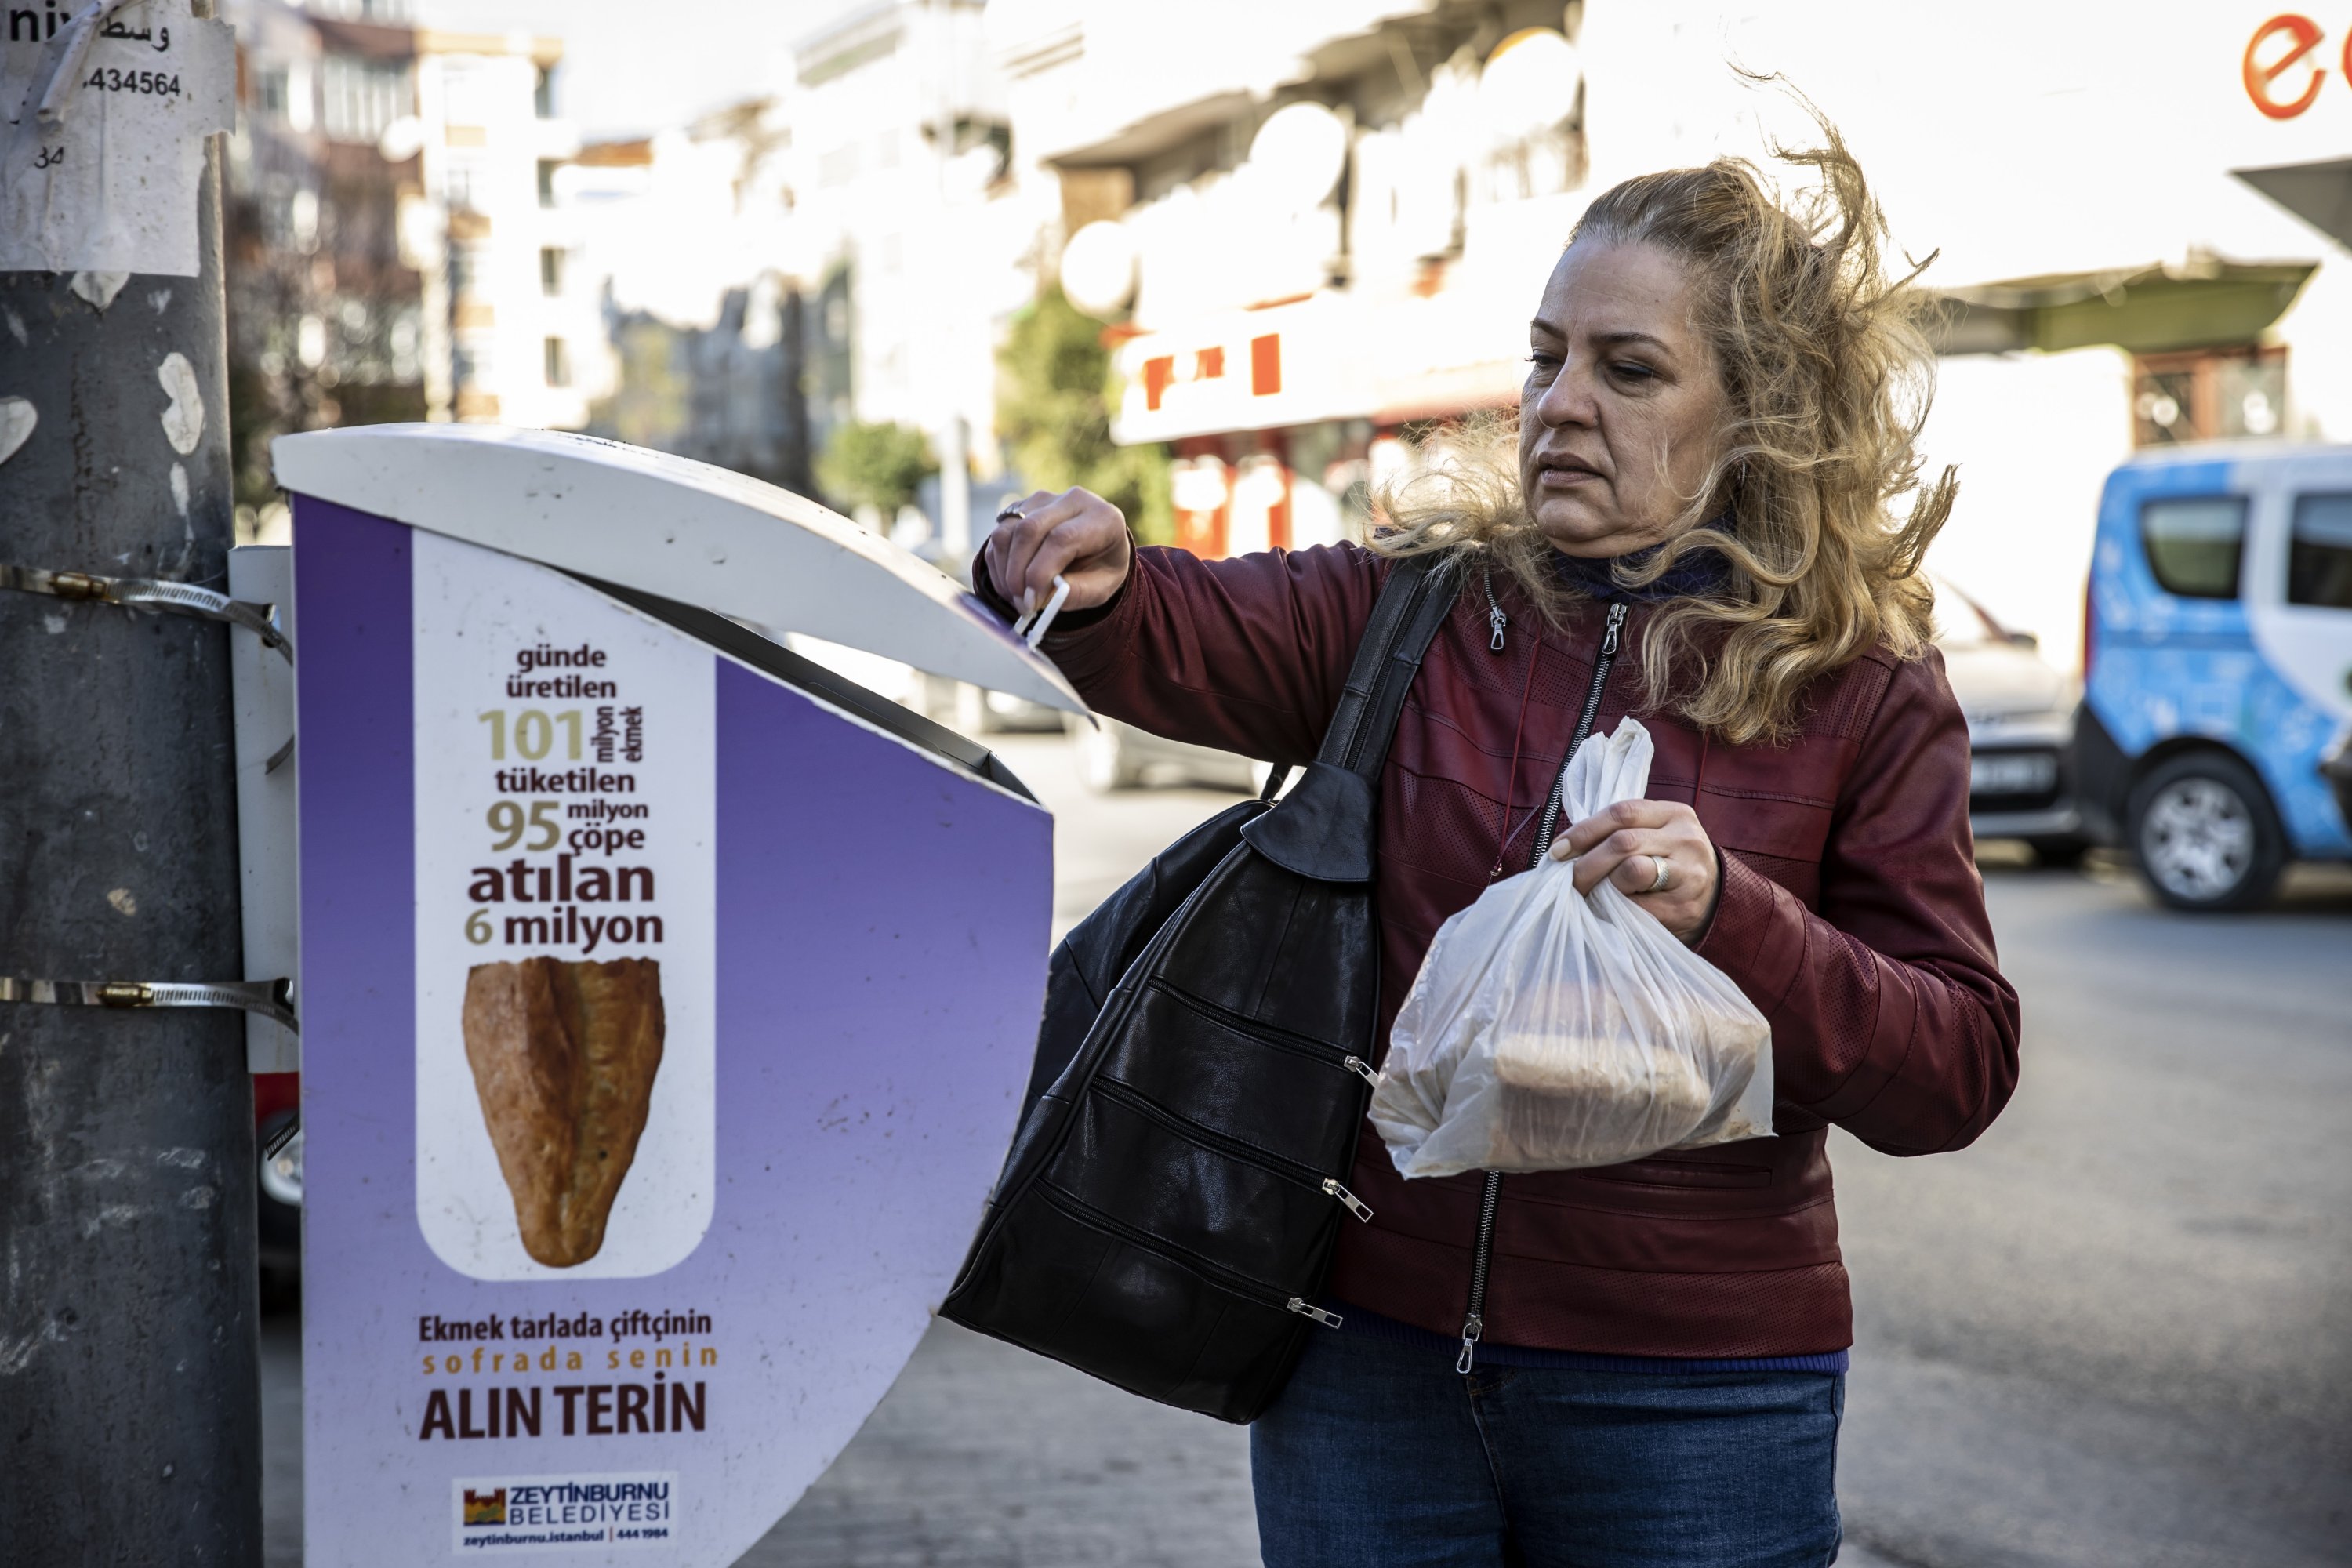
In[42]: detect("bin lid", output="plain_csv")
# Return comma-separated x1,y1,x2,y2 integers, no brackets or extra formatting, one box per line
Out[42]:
272,423,1087,716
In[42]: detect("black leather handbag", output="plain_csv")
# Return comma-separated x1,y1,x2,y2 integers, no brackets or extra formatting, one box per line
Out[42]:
941,554,1461,1422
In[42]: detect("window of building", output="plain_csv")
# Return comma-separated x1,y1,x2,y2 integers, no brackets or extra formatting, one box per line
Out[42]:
818,143,861,187
260,178,313,249
544,338,571,388
2132,346,2287,447
2140,497,2246,600
536,160,559,209
288,187,319,252
319,54,408,143
453,343,495,384
308,0,414,17
256,67,291,122
539,247,563,296
2289,494,2352,610
437,56,495,125
533,64,556,119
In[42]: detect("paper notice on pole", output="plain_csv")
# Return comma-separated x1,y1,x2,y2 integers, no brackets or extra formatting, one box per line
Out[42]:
0,0,234,278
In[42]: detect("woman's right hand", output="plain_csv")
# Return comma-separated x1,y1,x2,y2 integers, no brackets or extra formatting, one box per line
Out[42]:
982,487,1134,619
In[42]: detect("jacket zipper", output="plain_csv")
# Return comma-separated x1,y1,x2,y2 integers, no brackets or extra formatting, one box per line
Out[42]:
1534,600,1626,854
1457,598,1625,1375
1149,978,1382,1088
1034,1183,1347,1328
1092,1078,1375,1221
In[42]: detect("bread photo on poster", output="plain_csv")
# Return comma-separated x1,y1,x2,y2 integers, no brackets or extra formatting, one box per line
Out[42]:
462,956,666,1268
412,528,715,1283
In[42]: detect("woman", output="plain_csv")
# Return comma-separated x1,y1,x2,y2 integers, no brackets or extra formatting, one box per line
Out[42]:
979,127,2019,1568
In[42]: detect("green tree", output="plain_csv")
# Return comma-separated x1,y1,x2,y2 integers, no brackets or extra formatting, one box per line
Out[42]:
996,286,1174,545
817,419,938,515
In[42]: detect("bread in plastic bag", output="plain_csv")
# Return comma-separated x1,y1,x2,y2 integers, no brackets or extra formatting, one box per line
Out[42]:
1370,717,1773,1178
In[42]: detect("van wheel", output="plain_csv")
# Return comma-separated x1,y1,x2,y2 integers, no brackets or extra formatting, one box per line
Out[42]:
2128,751,2285,912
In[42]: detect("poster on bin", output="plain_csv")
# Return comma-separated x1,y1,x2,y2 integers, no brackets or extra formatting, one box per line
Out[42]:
295,496,1053,1564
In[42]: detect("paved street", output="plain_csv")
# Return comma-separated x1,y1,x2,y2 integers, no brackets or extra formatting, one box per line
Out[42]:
1833,844,2351,1568
263,731,2352,1566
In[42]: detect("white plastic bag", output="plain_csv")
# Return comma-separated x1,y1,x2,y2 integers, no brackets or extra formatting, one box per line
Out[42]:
1370,718,1773,1179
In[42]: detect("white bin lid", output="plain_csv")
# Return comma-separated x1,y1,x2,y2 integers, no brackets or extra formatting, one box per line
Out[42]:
272,423,1087,716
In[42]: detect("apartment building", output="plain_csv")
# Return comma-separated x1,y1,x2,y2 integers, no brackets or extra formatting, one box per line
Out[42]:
226,0,589,464
411,26,587,429
993,0,2352,659
993,0,1588,560
568,115,814,492
788,0,1036,549
224,0,427,517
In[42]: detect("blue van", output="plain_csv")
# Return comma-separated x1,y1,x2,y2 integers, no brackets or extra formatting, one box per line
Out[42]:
2078,442,2352,909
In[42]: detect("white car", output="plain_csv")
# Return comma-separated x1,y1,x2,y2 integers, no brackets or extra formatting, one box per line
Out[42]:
1055,578,2089,842
1065,711,1258,793
1934,579,2088,861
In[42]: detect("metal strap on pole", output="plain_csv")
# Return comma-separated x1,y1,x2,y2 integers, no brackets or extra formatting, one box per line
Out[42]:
0,561,292,662
0,975,297,1033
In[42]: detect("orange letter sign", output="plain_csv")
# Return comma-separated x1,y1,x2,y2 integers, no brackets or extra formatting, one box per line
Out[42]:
2245,13,2325,119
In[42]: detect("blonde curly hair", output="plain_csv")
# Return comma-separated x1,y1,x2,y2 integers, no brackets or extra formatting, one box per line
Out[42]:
1375,108,1955,745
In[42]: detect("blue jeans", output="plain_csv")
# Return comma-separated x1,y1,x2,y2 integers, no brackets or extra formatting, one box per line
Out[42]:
1251,1327,1845,1568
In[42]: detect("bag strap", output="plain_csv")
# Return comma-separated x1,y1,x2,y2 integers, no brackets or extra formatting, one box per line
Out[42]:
1317,552,1461,779
1236,552,1461,884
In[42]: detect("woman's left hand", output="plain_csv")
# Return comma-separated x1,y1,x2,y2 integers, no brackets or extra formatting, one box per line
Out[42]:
1550,800,1722,942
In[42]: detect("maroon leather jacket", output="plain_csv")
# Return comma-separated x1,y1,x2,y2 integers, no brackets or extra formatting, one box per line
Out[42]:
1017,542,2020,1358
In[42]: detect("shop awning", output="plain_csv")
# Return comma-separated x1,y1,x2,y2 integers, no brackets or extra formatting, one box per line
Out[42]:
1929,260,2318,356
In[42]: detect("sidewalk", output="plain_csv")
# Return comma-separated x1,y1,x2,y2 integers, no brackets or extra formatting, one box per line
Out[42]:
750,1322,1920,1566
744,1321,1259,1565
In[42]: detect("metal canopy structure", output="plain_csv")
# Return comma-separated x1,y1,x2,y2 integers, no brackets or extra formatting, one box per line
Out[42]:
272,424,1087,716
1929,260,2319,357
2233,158,2352,253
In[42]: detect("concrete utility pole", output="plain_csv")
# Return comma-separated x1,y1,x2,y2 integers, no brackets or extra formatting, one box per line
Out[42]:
0,104,263,1568
781,282,815,499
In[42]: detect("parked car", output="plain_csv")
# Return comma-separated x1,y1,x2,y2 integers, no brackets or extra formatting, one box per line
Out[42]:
1065,712,1258,793
255,1071,301,1289
1933,577,2089,862
2325,726,2352,829
1064,577,2099,829
2076,442,2352,909
954,683,1069,736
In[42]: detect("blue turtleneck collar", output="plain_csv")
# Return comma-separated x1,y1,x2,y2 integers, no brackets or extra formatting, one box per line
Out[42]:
1551,517,1738,602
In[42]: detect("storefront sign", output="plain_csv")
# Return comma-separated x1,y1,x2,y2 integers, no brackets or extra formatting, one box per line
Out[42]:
282,429,1058,1563
2242,12,2352,118
1113,293,1359,443
1112,284,1528,445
